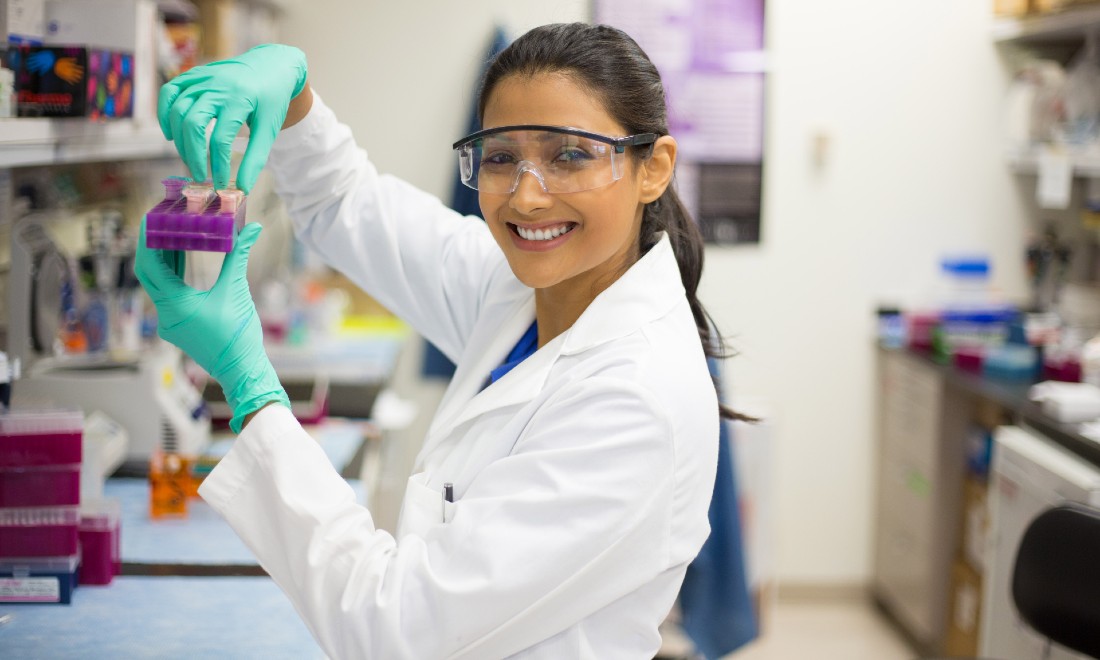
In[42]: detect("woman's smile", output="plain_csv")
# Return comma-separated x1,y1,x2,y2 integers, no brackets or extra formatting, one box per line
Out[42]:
507,221,579,251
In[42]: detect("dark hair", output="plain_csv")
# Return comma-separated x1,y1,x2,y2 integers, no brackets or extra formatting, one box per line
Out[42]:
479,22,750,422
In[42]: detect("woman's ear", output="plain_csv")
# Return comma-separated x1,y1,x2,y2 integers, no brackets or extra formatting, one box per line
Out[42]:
639,135,677,204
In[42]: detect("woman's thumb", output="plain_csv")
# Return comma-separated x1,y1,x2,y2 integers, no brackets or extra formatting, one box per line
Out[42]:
218,222,263,285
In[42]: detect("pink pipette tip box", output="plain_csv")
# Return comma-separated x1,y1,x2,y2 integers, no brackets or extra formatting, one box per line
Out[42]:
145,178,247,252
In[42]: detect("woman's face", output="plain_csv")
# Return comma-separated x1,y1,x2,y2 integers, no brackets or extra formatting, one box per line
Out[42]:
478,73,651,298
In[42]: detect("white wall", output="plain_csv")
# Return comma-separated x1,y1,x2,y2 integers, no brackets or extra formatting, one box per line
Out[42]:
280,1,1032,585
279,1,590,200
701,0,1030,584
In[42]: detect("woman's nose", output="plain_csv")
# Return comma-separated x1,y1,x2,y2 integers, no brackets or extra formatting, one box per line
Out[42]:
508,164,553,213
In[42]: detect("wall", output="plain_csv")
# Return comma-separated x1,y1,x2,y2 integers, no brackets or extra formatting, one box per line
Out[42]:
279,1,590,200
700,0,1030,584
280,1,1032,585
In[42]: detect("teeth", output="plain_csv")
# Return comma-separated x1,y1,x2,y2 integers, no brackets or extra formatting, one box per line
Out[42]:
516,224,573,241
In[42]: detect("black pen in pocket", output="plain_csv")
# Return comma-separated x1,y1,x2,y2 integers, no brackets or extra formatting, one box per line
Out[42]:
442,482,453,523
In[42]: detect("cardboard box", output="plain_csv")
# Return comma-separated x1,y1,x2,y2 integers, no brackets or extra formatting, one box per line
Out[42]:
959,474,990,573
1030,0,1100,12
13,44,134,118
43,0,156,120
993,0,1031,16
943,557,983,656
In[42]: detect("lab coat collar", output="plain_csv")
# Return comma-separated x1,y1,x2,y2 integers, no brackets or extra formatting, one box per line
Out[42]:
561,233,684,355
427,234,685,440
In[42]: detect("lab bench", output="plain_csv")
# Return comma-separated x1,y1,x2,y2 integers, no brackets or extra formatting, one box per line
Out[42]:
872,346,1100,657
0,418,375,656
1,576,325,659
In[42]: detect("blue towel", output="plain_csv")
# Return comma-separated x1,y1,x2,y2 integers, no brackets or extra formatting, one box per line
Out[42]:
450,26,509,220
424,26,511,380
678,357,758,658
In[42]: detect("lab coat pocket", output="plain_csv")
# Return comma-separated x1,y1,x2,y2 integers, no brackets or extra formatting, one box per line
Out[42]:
396,472,456,540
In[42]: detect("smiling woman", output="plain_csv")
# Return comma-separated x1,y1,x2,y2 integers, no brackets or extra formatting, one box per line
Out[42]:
138,21,733,660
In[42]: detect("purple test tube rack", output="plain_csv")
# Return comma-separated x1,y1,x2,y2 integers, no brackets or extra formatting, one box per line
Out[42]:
145,178,247,252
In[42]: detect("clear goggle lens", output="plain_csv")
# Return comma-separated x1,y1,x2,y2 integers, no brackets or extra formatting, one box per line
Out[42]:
454,126,656,194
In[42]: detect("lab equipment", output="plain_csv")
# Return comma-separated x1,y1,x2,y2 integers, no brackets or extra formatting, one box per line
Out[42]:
0,409,81,508
181,181,213,213
202,374,329,428
0,506,80,557
9,351,208,470
144,178,246,252
135,221,290,433
876,307,906,349
453,125,658,194
981,426,1100,659
8,221,210,469
1029,381,1100,423
983,344,1039,381
158,43,309,191
0,351,16,410
77,498,120,585
80,410,128,502
936,256,1015,357
0,555,80,604
1026,227,1072,313
0,409,83,562
148,450,189,518
217,185,245,214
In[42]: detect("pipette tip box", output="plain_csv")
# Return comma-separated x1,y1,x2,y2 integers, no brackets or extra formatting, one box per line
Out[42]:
78,498,120,586
0,506,80,558
0,555,80,604
145,178,247,252
0,409,82,508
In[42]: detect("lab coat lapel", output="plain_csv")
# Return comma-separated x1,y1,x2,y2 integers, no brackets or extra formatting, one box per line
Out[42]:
423,292,539,445
444,329,564,432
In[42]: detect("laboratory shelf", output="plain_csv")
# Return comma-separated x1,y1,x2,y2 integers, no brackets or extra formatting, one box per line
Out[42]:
0,117,177,168
992,5,1100,43
1006,148,1100,178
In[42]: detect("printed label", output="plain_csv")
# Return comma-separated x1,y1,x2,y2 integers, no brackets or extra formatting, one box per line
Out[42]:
0,577,61,602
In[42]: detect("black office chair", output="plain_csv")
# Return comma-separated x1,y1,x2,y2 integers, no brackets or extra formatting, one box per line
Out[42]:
1012,503,1100,659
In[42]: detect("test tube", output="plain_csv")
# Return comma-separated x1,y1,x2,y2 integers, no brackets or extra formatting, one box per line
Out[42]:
182,183,213,214
162,176,188,201
217,185,245,214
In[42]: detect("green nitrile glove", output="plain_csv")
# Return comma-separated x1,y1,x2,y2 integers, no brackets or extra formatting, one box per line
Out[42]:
158,44,308,194
135,218,290,433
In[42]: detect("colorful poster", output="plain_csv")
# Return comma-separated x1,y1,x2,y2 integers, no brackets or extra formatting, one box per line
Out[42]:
595,0,766,244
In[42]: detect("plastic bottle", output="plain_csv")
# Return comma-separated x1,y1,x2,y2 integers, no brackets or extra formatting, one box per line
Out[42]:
0,67,14,118
0,352,11,410
149,450,190,518
936,256,1015,359
1083,332,1100,388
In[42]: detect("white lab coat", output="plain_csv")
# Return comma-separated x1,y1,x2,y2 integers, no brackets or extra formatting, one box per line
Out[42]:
198,93,719,659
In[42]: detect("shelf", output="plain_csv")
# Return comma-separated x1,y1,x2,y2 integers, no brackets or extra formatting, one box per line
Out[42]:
992,5,1100,43
1007,148,1100,177
0,117,177,168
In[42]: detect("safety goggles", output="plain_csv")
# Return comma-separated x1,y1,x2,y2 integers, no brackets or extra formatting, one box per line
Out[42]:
453,125,658,194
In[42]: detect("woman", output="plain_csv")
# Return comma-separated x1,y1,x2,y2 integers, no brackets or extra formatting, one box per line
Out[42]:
137,22,731,659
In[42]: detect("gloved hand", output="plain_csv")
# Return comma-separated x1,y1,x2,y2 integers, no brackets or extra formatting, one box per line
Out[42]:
158,44,308,193
134,219,290,433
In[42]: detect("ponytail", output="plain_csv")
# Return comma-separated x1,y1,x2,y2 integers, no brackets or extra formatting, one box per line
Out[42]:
642,186,754,422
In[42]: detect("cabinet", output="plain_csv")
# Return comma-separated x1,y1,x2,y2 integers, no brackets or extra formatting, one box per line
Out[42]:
873,346,1100,655
872,350,970,651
